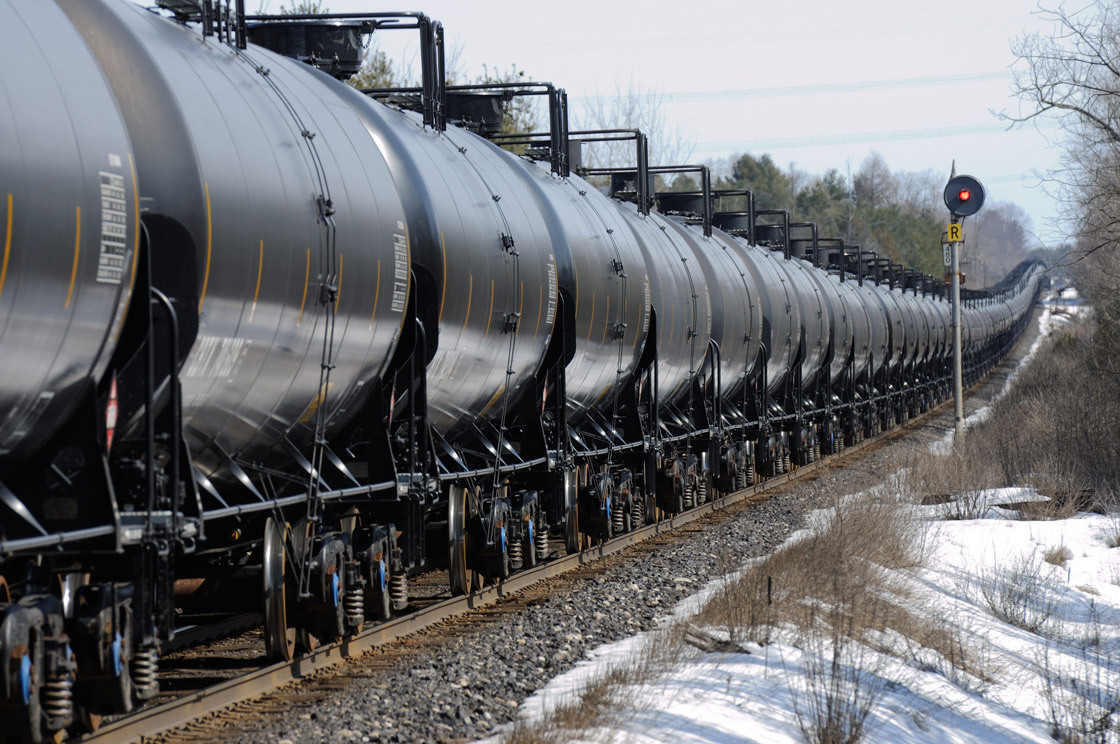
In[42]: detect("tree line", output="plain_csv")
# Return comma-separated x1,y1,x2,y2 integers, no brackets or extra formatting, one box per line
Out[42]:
1007,0,1120,396
668,152,1032,282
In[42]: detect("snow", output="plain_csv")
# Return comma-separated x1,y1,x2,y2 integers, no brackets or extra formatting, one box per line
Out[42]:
491,504,1120,744
486,291,1120,744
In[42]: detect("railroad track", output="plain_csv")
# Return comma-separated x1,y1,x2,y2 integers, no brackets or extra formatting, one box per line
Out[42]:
73,389,964,744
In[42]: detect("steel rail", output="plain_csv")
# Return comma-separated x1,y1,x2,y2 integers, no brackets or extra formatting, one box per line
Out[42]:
78,330,1044,744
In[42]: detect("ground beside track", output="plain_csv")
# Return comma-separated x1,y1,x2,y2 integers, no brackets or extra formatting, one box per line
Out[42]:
145,309,1048,744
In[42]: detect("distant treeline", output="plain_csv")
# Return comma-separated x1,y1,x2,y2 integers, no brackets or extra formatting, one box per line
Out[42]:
670,152,1032,285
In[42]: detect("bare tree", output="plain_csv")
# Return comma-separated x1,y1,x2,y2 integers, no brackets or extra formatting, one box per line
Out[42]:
852,152,897,210
574,80,694,171
276,0,324,13
1005,1,1120,258
894,169,941,214
348,40,399,90
969,202,1032,283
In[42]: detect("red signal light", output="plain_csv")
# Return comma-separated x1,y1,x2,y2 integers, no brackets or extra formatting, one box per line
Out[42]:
944,175,984,216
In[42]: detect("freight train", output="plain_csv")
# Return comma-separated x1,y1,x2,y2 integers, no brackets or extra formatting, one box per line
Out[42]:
0,1,1045,740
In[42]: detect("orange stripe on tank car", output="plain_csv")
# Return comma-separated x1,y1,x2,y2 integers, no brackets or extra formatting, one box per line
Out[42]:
66,206,81,308
129,154,139,288
403,225,411,313
249,240,264,323
0,194,11,301
479,385,505,417
297,248,310,326
592,382,612,407
461,274,473,335
198,182,213,313
534,285,543,338
368,260,381,329
586,294,595,342
439,231,447,325
485,279,495,336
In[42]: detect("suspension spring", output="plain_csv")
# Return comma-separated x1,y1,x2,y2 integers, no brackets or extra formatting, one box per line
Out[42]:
747,463,755,486
344,587,364,626
630,498,644,530
683,483,694,509
509,539,523,570
131,645,159,695
697,478,708,505
389,574,408,611
612,497,626,534
43,674,73,721
535,522,550,561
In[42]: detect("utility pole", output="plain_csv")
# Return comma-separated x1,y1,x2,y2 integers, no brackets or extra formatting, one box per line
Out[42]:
943,168,985,442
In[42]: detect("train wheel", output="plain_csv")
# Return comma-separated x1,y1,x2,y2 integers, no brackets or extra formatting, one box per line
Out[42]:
295,628,319,655
263,517,296,662
566,466,588,553
17,632,43,743
565,501,581,554
449,484,472,596
367,550,392,621
70,709,102,737
563,468,579,554
522,512,538,569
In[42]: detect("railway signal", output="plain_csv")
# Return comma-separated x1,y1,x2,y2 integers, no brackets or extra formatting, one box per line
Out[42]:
944,174,985,217
944,171,985,441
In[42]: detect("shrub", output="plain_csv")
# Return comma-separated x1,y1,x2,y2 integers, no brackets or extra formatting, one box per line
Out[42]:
1044,544,1075,568
974,551,1059,634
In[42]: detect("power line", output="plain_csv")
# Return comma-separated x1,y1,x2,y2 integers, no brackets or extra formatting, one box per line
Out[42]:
694,119,1061,153
571,71,1011,105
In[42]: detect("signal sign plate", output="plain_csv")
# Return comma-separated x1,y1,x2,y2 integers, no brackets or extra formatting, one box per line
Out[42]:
943,245,952,266
947,223,962,242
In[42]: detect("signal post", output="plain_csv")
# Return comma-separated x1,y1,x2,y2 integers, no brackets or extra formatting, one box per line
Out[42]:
943,173,985,441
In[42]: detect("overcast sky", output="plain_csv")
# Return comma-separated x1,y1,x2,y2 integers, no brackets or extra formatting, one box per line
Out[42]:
157,0,1069,245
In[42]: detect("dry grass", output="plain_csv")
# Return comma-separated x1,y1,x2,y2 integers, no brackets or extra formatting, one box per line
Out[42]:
894,607,998,695
896,312,1120,654
498,621,691,744
1045,544,1075,568
696,489,928,645
695,489,1001,741
1106,513,1120,549
901,319,1120,529
789,623,884,744
970,550,1060,635
1039,605,1120,744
